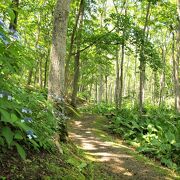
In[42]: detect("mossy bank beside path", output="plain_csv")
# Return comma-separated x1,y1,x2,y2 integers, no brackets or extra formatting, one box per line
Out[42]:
68,114,179,180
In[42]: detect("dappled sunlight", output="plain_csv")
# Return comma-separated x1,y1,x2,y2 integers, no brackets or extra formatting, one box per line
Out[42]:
74,121,82,127
68,116,173,179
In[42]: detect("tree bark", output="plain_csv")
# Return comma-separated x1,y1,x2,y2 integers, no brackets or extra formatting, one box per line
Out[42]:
119,41,125,109
115,46,120,109
48,0,70,99
71,2,84,107
65,0,84,93
71,53,80,107
175,0,180,112
139,1,151,114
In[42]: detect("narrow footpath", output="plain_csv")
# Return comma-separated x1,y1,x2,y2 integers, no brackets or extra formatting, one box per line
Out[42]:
68,114,178,180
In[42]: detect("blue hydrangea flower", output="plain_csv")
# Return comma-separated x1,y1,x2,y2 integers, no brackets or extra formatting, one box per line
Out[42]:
22,108,32,114
21,117,32,123
7,95,13,101
10,30,20,41
0,32,9,45
26,130,37,139
0,19,5,27
0,91,13,100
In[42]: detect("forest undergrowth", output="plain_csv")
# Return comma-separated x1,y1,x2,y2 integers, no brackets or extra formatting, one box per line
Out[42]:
81,103,180,172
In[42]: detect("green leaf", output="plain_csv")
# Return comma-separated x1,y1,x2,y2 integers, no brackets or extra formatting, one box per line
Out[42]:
78,162,87,171
15,143,26,160
14,131,23,140
0,108,11,123
165,131,176,144
11,113,18,122
2,127,14,147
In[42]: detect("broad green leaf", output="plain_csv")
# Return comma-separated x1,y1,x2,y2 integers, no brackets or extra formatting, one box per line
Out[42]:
165,131,176,144
14,131,23,140
15,143,26,160
2,127,14,147
0,108,11,122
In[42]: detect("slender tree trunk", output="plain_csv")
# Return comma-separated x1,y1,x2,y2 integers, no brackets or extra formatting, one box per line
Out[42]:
119,42,125,109
105,75,108,103
133,49,138,106
159,47,166,106
98,73,104,103
48,0,70,99
27,15,41,86
39,59,43,88
175,0,180,112
115,46,120,109
123,56,129,97
139,1,151,114
95,82,98,103
65,0,84,92
44,50,50,88
71,53,80,107
71,3,84,107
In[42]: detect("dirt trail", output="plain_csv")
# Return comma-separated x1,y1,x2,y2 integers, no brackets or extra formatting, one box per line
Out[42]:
68,114,176,180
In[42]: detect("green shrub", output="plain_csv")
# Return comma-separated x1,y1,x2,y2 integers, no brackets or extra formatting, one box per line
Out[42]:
108,106,180,170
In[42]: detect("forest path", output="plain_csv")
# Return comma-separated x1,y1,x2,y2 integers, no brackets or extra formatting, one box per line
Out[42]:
68,114,176,180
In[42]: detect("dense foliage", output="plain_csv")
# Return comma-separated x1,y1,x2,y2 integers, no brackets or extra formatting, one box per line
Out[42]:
0,0,180,177
88,103,180,171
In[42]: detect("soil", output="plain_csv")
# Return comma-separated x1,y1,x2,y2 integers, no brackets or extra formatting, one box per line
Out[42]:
68,114,178,180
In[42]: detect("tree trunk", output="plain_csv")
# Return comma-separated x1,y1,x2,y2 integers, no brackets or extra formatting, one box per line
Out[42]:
65,0,84,93
105,75,108,103
71,2,84,107
44,50,50,88
71,53,80,107
119,42,125,109
139,1,151,114
175,0,180,112
115,46,120,109
159,46,166,106
48,0,70,99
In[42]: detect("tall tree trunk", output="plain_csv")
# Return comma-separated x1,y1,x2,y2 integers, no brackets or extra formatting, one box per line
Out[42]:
71,2,84,107
133,48,138,106
27,15,41,86
95,81,98,103
71,53,80,107
98,73,104,103
105,75,108,103
48,0,70,99
175,0,180,112
39,58,43,88
65,0,84,93
139,1,151,114
119,41,125,109
44,49,50,88
115,46,120,109
9,0,19,30
159,46,166,106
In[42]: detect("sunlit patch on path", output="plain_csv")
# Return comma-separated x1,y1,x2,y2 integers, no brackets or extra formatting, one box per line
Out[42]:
68,114,174,180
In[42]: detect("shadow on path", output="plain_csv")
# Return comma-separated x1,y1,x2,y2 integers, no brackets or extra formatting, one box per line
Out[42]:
68,114,175,180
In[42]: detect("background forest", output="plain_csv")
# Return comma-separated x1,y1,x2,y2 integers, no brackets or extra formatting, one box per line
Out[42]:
0,0,180,178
